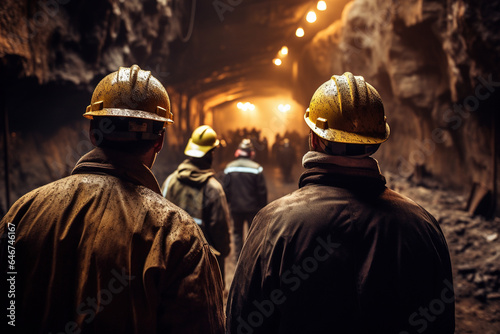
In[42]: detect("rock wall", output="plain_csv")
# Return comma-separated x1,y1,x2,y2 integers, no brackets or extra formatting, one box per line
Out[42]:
0,0,180,86
0,0,186,212
299,0,500,215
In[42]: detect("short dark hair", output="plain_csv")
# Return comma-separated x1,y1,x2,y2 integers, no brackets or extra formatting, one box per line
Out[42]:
311,131,380,157
90,117,164,155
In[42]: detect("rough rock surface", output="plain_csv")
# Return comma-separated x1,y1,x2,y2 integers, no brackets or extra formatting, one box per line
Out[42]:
0,0,187,211
0,0,179,86
300,0,500,214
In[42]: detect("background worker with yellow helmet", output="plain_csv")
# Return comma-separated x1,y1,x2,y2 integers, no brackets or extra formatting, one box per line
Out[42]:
161,125,231,284
227,73,454,334
1,65,225,334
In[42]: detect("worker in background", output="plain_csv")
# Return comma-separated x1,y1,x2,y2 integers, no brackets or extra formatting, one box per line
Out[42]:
226,73,454,334
161,125,231,283
276,137,296,183
0,65,225,333
222,139,267,261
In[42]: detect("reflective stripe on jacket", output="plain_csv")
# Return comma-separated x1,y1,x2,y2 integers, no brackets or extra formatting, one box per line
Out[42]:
223,158,267,214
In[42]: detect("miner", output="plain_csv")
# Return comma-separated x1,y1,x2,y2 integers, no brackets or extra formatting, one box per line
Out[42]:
226,72,455,333
0,65,225,333
161,125,231,283
222,138,267,260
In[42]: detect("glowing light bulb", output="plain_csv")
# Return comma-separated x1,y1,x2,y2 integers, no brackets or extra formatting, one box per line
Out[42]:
317,1,327,11
280,46,288,56
273,58,282,66
306,11,317,23
296,27,305,37
237,102,243,109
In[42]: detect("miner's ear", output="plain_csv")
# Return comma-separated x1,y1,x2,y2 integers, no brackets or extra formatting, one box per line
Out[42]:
153,130,165,154
309,131,320,151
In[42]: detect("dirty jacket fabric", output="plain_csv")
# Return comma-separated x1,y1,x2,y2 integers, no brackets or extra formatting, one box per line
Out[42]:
223,158,267,214
161,159,231,257
0,148,225,334
226,151,455,334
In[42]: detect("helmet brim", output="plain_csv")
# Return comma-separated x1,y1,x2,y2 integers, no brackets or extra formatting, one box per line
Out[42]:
184,138,220,158
304,113,390,144
84,108,173,124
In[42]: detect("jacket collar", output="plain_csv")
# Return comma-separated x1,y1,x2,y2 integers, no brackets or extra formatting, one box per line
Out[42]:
299,151,386,191
71,147,162,195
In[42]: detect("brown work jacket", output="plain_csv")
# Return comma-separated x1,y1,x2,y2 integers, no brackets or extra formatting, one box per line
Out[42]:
0,147,225,334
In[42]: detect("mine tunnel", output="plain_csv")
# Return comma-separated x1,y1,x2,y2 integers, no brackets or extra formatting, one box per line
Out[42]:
0,0,499,333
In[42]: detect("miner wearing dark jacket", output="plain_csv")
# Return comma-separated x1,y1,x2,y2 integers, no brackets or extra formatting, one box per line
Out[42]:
0,65,225,333
226,73,455,334
161,125,231,282
223,138,267,260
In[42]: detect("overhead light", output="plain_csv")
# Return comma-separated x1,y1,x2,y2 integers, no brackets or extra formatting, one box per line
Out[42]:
296,27,305,37
280,46,288,56
237,102,255,111
306,11,317,23
278,104,291,113
317,1,327,11
273,58,282,66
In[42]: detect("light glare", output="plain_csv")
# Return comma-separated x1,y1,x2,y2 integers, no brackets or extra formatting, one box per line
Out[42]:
237,102,256,112
273,58,282,66
306,11,317,23
280,46,288,56
296,27,305,37
317,1,327,11
278,104,291,113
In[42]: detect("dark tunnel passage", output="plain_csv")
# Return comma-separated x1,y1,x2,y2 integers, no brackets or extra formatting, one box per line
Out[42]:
1,0,500,333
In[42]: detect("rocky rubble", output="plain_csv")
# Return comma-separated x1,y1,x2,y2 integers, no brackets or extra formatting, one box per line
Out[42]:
386,171,500,333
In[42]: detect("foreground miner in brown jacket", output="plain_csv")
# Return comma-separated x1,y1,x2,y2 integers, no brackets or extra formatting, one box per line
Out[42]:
0,65,225,333
227,73,455,334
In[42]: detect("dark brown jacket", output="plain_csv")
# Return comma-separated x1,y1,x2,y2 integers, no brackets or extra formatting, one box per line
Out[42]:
0,148,225,334
223,157,267,214
227,153,454,334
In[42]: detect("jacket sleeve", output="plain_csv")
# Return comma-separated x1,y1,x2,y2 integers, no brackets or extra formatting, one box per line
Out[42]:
256,171,267,210
355,211,455,334
203,178,231,257
145,218,225,334
221,172,232,206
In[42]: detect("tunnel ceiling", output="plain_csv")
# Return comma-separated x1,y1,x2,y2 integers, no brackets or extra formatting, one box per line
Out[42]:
0,0,348,130
166,0,349,109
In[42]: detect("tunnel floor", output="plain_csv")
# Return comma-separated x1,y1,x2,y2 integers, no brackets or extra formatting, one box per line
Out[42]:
222,162,500,334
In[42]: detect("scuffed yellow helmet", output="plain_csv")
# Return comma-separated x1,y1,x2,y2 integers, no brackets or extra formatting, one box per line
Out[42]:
84,64,173,126
184,125,220,158
304,72,390,144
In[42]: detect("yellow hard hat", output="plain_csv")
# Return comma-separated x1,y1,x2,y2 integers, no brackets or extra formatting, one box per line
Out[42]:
84,64,173,126
184,125,220,158
304,72,390,144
